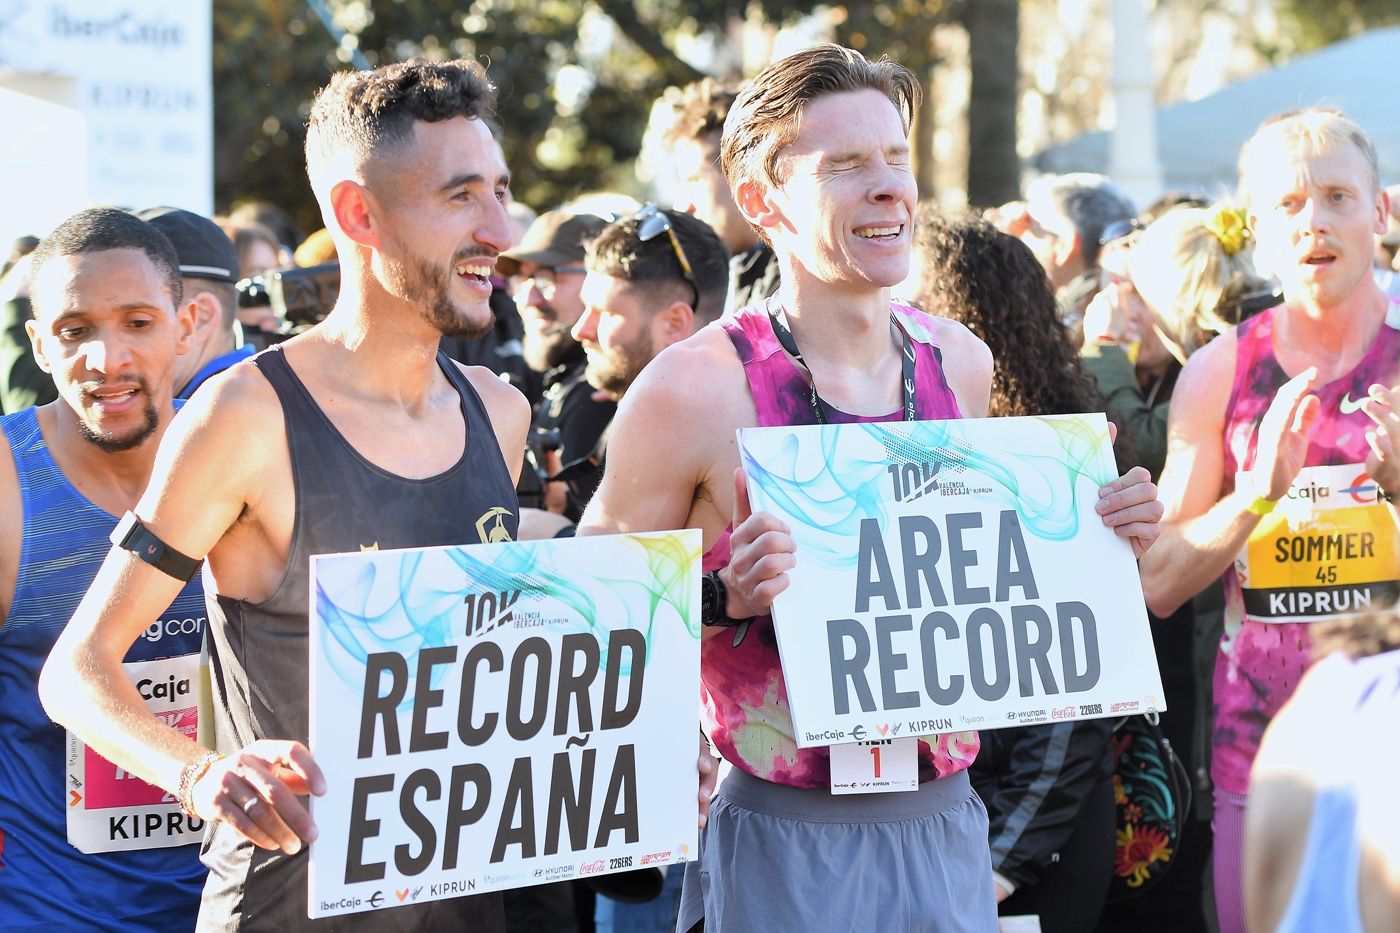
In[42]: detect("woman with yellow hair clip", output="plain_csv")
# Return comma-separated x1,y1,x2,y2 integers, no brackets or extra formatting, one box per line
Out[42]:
1082,204,1277,477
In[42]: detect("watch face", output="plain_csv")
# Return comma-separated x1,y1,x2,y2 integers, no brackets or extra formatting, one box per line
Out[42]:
701,573,719,623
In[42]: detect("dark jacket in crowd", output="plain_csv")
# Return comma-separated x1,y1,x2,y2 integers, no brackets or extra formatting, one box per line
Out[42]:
728,242,779,315
439,283,532,397
971,718,1115,891
1,297,57,415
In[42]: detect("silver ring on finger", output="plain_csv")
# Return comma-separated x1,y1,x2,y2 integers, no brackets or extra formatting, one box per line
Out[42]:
241,795,262,815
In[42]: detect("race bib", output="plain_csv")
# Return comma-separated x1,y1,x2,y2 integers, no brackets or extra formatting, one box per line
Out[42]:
65,654,206,853
1235,465,1400,622
829,736,919,795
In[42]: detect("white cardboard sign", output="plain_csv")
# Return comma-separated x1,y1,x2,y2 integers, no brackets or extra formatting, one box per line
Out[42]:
307,532,701,919
738,414,1165,746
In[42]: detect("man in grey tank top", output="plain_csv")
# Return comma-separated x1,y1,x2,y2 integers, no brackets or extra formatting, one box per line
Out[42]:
44,60,531,931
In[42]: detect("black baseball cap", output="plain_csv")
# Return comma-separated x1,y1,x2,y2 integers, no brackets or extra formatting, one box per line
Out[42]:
497,211,609,276
136,207,240,284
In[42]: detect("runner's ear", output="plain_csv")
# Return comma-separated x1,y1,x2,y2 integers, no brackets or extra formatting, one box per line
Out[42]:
653,300,693,348
735,179,781,232
329,180,379,250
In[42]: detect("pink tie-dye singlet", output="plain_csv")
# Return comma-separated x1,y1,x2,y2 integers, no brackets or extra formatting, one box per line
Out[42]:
702,301,980,789
1213,301,1400,795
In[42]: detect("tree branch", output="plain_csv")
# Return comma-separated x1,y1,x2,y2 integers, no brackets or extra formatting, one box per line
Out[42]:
592,0,706,86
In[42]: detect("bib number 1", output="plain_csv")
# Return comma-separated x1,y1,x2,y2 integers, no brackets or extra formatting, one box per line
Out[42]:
829,736,919,795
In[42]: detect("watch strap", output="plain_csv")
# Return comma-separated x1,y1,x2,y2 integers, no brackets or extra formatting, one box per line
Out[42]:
701,570,750,628
110,511,204,583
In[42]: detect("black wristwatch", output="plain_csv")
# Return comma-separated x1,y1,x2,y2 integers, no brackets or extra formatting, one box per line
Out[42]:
110,511,204,583
701,570,750,628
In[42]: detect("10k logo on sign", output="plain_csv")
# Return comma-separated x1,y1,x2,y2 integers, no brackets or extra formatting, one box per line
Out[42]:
888,461,941,502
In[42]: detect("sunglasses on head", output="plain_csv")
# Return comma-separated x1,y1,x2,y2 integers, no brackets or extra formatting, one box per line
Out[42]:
635,203,700,309
1098,218,1145,247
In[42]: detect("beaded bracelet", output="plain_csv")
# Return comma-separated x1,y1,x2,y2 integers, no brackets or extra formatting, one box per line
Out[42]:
177,751,224,818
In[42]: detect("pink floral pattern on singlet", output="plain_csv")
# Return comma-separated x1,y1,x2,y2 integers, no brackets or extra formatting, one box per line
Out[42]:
701,301,980,789
1213,303,1400,795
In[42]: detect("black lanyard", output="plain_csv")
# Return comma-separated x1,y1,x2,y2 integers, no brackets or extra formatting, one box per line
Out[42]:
766,301,920,424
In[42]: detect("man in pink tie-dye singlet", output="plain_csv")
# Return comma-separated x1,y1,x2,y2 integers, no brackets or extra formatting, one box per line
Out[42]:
1140,109,1400,933
578,45,1164,933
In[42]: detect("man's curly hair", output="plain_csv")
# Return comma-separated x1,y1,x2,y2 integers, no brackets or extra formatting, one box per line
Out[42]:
305,58,497,187
911,204,1133,470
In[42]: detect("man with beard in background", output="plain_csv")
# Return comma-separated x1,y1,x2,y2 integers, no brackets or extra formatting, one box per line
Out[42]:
500,210,614,520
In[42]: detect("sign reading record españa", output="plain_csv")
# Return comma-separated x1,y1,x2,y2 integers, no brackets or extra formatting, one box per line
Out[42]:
307,532,700,920
739,414,1165,744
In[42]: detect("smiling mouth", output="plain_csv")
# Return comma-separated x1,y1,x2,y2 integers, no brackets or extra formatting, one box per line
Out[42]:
856,224,904,240
454,260,494,285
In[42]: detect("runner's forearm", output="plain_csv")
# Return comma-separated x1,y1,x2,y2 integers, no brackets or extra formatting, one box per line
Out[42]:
41,625,211,795
1140,488,1262,616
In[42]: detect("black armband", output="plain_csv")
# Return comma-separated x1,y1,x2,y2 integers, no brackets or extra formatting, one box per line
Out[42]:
110,511,203,583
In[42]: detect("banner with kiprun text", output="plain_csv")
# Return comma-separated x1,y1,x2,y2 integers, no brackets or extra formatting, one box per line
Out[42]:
307,532,701,919
739,414,1164,747
1233,463,1400,621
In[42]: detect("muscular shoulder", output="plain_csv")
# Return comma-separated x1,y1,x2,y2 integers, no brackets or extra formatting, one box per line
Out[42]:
174,357,283,442
619,322,751,428
580,323,746,535
1169,328,1238,422
144,358,287,516
1246,657,1341,928
456,362,530,431
454,361,530,480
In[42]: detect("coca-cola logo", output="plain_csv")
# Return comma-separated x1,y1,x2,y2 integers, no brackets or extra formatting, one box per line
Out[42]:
579,859,605,875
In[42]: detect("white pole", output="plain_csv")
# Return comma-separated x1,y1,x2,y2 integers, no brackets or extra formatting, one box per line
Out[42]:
1108,0,1163,210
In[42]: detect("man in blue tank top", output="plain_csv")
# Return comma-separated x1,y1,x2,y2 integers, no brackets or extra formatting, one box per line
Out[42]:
41,60,530,931
0,207,206,929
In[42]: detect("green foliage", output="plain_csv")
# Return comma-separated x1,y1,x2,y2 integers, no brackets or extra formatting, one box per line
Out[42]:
212,0,1006,230
1276,0,1400,55
212,0,792,231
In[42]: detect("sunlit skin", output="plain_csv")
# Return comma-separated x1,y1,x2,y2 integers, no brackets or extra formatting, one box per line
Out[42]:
1139,135,1399,621
755,89,918,301
573,273,681,400
35,105,531,862
1248,143,1390,315
360,116,513,340
26,249,192,456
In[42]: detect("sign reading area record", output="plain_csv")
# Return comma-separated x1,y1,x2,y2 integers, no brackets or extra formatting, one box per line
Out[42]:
739,414,1163,745
307,531,701,919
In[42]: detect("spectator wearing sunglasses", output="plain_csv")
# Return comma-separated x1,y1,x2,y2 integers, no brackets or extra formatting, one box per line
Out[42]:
517,207,730,544
498,211,615,522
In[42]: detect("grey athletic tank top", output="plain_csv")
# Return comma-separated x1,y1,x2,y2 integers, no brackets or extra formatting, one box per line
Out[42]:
199,345,516,932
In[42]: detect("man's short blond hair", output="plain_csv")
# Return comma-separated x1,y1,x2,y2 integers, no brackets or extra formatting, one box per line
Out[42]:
1238,108,1380,207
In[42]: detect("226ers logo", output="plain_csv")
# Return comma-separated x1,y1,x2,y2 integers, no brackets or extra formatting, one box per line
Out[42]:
475,507,515,544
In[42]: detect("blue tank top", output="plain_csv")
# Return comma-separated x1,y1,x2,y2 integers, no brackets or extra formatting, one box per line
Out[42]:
0,407,208,931
1276,648,1400,933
